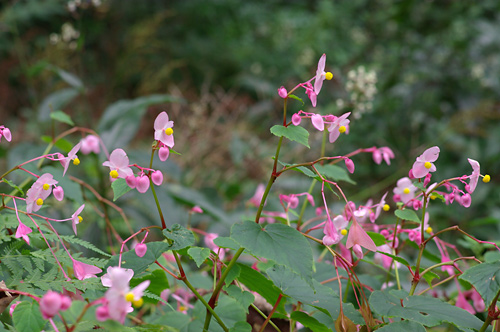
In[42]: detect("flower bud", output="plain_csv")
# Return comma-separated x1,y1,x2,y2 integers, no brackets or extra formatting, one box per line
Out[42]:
158,147,170,161
278,86,287,99
125,175,137,189
344,158,355,174
136,175,150,193
53,186,64,201
40,291,62,319
353,244,364,260
151,170,163,186
135,243,147,257
460,193,471,208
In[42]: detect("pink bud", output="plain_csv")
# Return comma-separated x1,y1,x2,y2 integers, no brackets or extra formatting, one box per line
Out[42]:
408,169,415,180
2,127,12,142
191,205,203,214
40,291,62,319
9,301,20,317
393,194,401,203
136,175,150,193
465,184,471,194
413,199,423,210
311,114,325,131
125,175,137,189
151,170,163,186
344,158,355,174
59,296,72,311
135,243,147,257
291,113,301,126
278,86,288,98
424,173,432,187
53,186,64,201
158,147,170,161
353,244,364,260
460,193,471,208
95,305,109,321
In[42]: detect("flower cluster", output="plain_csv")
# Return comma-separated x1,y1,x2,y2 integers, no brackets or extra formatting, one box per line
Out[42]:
341,66,377,119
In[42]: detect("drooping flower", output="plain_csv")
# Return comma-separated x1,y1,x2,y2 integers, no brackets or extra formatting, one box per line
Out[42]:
102,148,133,181
314,54,333,95
322,215,348,246
278,86,288,98
16,220,32,245
370,192,388,223
328,112,351,143
72,258,102,280
467,159,480,194
158,146,170,161
291,113,301,126
372,147,395,165
456,291,476,315
53,186,64,201
154,112,175,148
346,219,377,252
191,206,203,214
80,135,100,155
393,177,417,204
135,243,147,258
62,142,82,176
151,170,163,186
136,175,150,193
304,82,317,107
311,114,324,131
0,125,12,142
39,291,72,320
71,204,85,235
411,146,440,179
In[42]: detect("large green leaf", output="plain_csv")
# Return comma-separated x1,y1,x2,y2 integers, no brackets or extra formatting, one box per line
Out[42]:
291,311,333,332
460,261,500,307
188,294,248,332
314,164,356,185
230,220,313,284
50,110,74,126
162,224,195,251
394,209,420,223
376,320,427,332
106,241,171,275
12,301,46,332
270,125,310,148
225,285,255,314
369,290,484,331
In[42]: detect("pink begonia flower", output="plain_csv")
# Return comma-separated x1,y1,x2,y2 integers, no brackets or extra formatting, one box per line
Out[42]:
372,147,395,165
407,212,429,245
248,184,266,208
311,114,325,131
291,113,301,126
158,146,170,161
322,215,348,246
456,291,476,315
80,135,100,154
353,199,373,224
62,142,82,176
125,175,137,189
191,206,203,214
352,244,364,260
304,82,317,107
471,289,485,312
136,175,150,193
278,86,287,98
53,186,64,201
16,220,32,245
71,204,85,235
151,170,163,186
467,159,480,194
328,112,351,143
393,177,417,204
344,157,355,174
98,266,150,323
460,193,472,208
0,125,12,142
205,233,226,260
411,146,440,179
370,192,388,223
72,258,102,280
346,219,377,252
102,148,133,181
25,173,58,213
314,54,331,95
39,291,71,319
135,243,147,258
154,112,175,148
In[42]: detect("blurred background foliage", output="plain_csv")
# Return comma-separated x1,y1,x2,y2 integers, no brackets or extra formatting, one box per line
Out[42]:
1,0,499,246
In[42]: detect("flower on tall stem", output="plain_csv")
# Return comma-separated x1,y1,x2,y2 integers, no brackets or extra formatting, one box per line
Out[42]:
25,173,58,213
322,215,348,246
346,218,377,252
411,146,440,179
102,148,133,181
327,112,350,143
154,112,175,148
62,142,82,176
314,54,333,95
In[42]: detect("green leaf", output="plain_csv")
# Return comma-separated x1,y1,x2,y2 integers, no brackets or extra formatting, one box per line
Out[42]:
314,164,356,185
162,224,195,251
367,231,387,246
111,178,133,201
413,181,425,191
288,94,304,105
484,251,500,263
419,267,439,287
291,311,333,332
2,178,24,195
460,261,500,307
147,311,190,330
376,251,410,267
225,285,255,314
41,135,74,152
376,320,427,332
189,295,247,332
228,322,253,332
187,247,211,267
50,110,74,126
49,66,84,90
395,209,420,223
38,88,79,122
213,236,241,250
12,301,46,332
106,241,171,275
129,270,169,304
135,325,179,332
369,290,484,331
231,220,313,285
270,125,310,148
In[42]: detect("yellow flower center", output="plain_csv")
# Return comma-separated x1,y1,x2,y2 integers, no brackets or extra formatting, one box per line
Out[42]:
132,298,144,308
179,304,188,312
72,157,80,166
325,72,333,80
424,162,432,169
383,204,390,211
339,126,346,133
483,174,491,183
78,216,82,223
340,229,348,236
109,170,119,178
403,188,410,194
165,128,173,136
36,198,44,206
43,183,50,190
125,292,135,302
425,227,433,234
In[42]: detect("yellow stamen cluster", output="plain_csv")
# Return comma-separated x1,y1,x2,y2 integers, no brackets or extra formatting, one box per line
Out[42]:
165,128,173,136
125,292,135,302
325,72,333,80
424,162,432,169
110,170,119,179
340,229,348,236
73,157,80,166
36,198,44,206
425,227,433,234
383,204,390,211
339,126,346,133
78,216,83,223
178,304,188,312
403,188,410,194
43,183,50,190
132,298,144,308
483,174,491,183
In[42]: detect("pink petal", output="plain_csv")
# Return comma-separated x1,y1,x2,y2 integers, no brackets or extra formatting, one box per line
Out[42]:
311,114,324,131
411,161,429,179
3,128,11,142
154,112,169,131
421,146,440,162
346,219,377,252
109,149,129,169
291,113,301,126
344,158,355,174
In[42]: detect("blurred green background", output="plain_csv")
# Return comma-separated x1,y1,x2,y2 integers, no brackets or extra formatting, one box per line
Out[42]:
1,0,499,245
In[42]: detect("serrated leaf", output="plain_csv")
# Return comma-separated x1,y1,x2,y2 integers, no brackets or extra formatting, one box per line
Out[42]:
367,231,387,246
460,261,500,307
270,125,310,148
413,181,425,191
376,251,410,267
12,301,45,332
2,178,24,195
419,267,439,287
315,164,356,184
162,224,195,251
231,220,313,285
291,311,333,332
225,285,255,314
187,247,211,267
106,241,171,275
395,209,420,223
50,110,74,126
369,290,483,331
376,320,426,332
288,94,304,105
111,178,132,201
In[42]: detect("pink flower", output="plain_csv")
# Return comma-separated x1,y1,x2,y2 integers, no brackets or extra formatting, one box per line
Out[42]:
344,157,355,174
136,175,150,193
393,177,417,204
467,159,480,194
62,142,82,176
25,173,58,213
191,206,203,214
372,147,395,165
102,149,133,181
291,113,301,126
322,215,348,246
53,186,64,201
151,170,163,186
370,192,388,223
311,114,324,131
304,82,317,107
328,112,350,143
411,146,440,179
471,289,485,312
71,204,85,235
39,291,71,320
374,244,397,269
72,258,102,280
135,243,147,257
16,221,32,245
0,125,12,142
125,175,137,189
352,244,364,259
459,193,471,208
154,112,175,148
456,291,475,315
158,146,170,161
80,135,100,154
248,184,266,208
314,54,328,95
204,233,226,260
278,86,287,98
346,219,377,252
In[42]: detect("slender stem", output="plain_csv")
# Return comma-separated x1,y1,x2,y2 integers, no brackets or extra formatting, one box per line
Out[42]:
417,274,458,295
250,303,281,332
479,288,500,332
149,180,166,229
410,195,429,295
258,294,283,332
392,248,401,290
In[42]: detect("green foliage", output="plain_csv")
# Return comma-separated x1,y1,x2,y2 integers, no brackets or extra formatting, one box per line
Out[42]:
50,110,74,126
112,178,133,201
270,125,310,148
460,261,500,308
12,301,46,332
291,311,333,332
376,320,426,332
187,247,211,267
162,224,195,251
394,209,421,223
315,164,356,185
106,241,170,275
